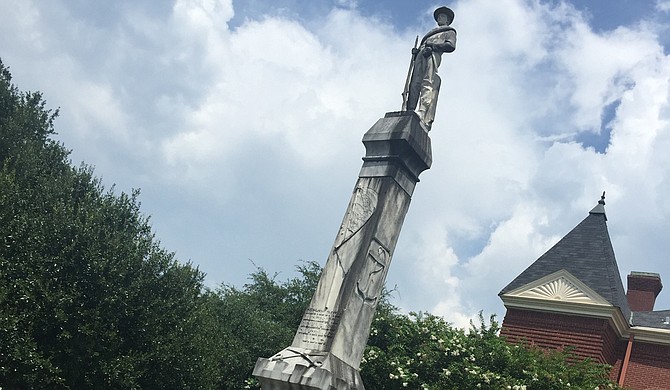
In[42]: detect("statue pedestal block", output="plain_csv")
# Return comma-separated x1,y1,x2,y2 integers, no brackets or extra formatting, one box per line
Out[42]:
253,112,431,390
253,348,363,390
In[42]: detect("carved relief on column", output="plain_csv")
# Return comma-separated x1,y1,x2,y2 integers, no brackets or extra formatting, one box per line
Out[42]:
335,186,378,250
356,239,390,305
293,184,379,351
322,184,379,309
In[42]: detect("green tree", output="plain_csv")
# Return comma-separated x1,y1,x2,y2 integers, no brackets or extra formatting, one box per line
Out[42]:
0,59,220,389
213,261,321,389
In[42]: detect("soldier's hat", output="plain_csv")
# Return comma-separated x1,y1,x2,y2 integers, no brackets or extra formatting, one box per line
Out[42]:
433,6,454,24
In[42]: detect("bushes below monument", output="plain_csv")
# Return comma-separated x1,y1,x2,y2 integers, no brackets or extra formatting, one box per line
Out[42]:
221,265,619,390
361,310,619,389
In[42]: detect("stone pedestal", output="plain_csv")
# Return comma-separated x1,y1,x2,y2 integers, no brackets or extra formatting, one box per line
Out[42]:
253,111,431,390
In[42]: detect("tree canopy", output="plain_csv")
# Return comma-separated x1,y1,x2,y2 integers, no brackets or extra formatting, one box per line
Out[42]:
0,59,220,389
0,58,621,389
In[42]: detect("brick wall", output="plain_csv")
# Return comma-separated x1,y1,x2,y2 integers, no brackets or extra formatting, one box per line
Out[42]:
609,339,629,382
500,308,670,388
500,308,618,365
627,290,659,312
627,273,662,312
622,341,670,390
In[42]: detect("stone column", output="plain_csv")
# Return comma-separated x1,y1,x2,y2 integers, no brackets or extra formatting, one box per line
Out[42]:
253,111,431,390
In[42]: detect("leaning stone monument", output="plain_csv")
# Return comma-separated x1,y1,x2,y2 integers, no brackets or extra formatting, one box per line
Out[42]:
253,6,457,390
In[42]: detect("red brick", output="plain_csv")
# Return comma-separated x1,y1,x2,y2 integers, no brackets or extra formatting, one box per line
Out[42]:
501,308,670,389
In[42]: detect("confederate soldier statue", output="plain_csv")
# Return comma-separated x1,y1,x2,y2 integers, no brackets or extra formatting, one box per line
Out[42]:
403,6,457,130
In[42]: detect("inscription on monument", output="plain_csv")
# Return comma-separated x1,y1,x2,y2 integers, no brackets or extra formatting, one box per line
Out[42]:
295,308,342,349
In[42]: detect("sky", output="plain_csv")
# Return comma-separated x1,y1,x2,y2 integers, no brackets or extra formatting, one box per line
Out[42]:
2,0,670,328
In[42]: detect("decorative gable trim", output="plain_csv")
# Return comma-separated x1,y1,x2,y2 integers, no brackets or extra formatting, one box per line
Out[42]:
505,269,610,305
520,277,590,302
500,269,630,337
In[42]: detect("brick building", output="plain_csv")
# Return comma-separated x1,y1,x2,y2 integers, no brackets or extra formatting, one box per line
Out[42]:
499,195,670,389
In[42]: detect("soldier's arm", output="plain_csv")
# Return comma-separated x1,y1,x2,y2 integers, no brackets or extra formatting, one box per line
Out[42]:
428,30,457,53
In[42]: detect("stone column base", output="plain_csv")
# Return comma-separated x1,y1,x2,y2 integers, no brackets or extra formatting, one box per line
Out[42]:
253,347,364,390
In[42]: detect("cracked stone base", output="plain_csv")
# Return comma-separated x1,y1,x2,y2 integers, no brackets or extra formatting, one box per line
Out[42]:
253,348,364,390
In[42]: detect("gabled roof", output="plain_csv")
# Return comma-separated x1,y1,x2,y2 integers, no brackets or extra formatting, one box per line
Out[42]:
500,195,631,321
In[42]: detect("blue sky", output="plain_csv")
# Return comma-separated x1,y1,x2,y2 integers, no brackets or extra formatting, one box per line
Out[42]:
2,0,670,327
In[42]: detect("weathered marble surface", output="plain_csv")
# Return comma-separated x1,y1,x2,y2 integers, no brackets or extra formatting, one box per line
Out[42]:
253,112,431,389
402,6,457,130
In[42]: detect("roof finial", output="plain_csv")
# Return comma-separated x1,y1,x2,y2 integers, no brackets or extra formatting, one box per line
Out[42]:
589,190,607,219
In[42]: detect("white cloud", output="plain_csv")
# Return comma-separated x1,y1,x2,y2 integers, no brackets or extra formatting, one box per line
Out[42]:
2,0,670,327
173,0,234,31
159,6,412,191
556,25,661,132
657,0,670,12
390,0,670,323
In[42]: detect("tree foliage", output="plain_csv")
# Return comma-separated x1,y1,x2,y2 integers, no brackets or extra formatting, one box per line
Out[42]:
0,59,220,389
218,265,619,390
213,261,321,389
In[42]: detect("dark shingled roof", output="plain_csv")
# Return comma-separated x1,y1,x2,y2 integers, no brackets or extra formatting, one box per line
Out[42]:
632,310,670,330
499,198,631,321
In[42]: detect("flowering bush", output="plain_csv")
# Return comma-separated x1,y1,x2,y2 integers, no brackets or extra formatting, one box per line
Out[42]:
361,306,620,390
222,265,619,389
